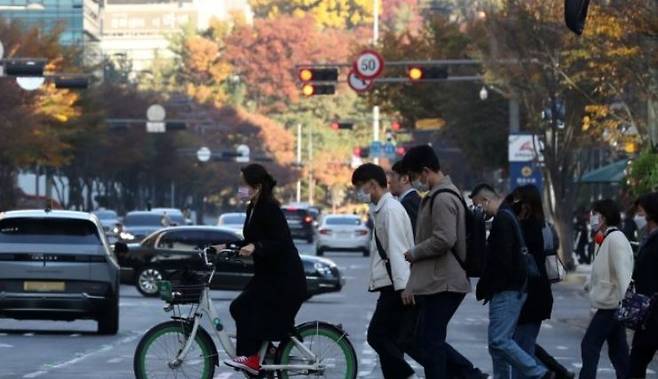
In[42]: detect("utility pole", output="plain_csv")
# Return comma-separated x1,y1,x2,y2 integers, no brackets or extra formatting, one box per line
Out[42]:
307,124,314,205
296,123,302,203
372,0,381,164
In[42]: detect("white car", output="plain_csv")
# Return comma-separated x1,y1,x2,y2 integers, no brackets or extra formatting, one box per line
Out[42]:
217,212,247,233
316,214,370,257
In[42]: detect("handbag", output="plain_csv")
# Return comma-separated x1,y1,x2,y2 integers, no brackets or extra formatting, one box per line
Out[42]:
543,223,566,283
615,282,656,330
502,209,540,280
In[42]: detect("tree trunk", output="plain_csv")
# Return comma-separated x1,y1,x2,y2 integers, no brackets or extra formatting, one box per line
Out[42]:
0,164,17,211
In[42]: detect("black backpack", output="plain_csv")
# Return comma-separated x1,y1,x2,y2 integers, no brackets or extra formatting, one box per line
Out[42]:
429,189,486,278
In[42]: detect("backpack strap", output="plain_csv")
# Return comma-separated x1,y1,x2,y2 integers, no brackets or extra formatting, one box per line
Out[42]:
373,228,393,283
427,188,468,272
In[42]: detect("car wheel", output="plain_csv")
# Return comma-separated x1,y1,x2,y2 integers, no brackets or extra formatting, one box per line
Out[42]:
316,248,324,256
362,249,370,257
136,267,163,297
98,292,119,335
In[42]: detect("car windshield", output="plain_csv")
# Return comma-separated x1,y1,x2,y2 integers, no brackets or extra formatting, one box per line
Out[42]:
325,217,361,226
0,217,101,245
94,211,117,220
124,214,163,226
221,214,246,225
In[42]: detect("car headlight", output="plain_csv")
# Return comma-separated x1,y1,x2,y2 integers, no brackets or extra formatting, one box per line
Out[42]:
119,232,135,241
314,262,333,277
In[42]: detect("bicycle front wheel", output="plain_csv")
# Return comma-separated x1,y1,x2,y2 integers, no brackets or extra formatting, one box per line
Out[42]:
276,321,358,379
134,321,216,379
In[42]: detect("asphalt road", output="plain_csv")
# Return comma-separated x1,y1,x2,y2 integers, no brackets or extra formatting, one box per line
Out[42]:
0,241,656,379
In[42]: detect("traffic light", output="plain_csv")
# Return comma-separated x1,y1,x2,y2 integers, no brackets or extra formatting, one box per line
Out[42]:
358,147,370,158
297,67,339,82
407,66,448,81
353,147,362,156
331,122,354,130
391,121,401,132
54,76,89,89
302,83,335,96
3,59,46,77
396,146,407,156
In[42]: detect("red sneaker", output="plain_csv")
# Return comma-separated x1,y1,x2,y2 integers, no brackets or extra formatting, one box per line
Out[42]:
224,355,260,375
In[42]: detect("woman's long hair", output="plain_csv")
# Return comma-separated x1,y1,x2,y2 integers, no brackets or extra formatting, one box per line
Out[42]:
241,164,278,204
511,184,545,223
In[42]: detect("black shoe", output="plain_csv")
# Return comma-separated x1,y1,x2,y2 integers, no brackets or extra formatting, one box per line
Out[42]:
541,372,557,379
558,371,576,379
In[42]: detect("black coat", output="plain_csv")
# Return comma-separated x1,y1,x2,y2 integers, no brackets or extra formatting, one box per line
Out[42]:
230,196,307,344
400,189,421,237
518,219,554,324
634,230,658,297
476,204,527,301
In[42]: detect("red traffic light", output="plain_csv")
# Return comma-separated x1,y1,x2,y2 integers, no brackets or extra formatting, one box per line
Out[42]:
353,147,362,156
331,122,339,130
330,122,354,130
391,121,401,132
396,147,406,156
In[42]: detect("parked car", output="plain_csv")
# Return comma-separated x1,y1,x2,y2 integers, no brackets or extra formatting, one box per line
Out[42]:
217,212,247,233
282,205,316,243
0,209,120,334
316,214,371,257
115,226,343,299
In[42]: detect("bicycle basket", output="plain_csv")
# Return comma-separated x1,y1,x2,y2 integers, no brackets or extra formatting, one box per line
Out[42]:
157,280,206,304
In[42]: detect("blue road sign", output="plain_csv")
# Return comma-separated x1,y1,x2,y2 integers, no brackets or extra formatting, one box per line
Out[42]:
510,161,544,192
370,141,382,157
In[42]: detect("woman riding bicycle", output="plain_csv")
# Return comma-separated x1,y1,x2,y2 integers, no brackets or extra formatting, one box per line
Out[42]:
217,164,307,375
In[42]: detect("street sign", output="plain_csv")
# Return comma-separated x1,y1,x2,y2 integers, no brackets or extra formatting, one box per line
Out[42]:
508,134,544,162
196,147,211,162
369,141,382,157
347,70,373,93
384,142,396,155
510,161,544,191
146,121,166,133
147,104,166,122
354,50,384,80
415,118,446,130
236,144,250,163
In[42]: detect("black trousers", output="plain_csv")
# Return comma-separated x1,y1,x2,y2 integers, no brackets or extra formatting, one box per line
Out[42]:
367,288,416,379
417,292,467,379
579,309,629,379
629,320,658,378
535,344,574,379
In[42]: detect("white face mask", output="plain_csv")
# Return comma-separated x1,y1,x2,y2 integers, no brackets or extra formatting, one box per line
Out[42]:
237,186,253,201
356,188,371,204
634,215,647,230
412,177,429,192
590,213,602,231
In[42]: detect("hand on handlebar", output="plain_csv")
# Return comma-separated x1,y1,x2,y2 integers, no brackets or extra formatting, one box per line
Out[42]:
239,243,255,257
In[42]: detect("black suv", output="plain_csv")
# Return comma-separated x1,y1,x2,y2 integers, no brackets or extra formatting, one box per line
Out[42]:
282,206,317,243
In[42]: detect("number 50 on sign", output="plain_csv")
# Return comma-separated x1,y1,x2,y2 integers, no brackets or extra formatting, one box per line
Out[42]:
354,50,384,80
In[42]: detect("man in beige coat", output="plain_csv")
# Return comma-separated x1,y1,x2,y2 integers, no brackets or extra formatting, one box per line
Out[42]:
401,145,480,379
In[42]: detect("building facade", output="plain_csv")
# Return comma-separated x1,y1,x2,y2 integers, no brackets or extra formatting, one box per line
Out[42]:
0,0,102,45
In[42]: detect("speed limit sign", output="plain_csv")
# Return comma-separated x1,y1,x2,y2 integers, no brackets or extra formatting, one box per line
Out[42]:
354,50,384,80
347,70,373,93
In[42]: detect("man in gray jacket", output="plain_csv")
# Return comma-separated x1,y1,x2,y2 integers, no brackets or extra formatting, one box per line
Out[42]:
401,145,474,379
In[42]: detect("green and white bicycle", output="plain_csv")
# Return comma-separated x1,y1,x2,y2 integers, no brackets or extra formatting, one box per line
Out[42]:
133,246,358,379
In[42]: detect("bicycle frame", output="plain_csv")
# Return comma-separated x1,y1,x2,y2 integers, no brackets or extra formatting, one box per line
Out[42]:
171,275,323,374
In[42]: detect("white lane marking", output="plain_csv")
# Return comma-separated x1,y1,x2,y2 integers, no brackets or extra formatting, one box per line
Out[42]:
70,334,80,338
556,345,568,350
23,371,47,378
0,343,13,348
214,373,234,379
106,358,122,364
23,333,34,337
0,333,7,336
22,331,144,378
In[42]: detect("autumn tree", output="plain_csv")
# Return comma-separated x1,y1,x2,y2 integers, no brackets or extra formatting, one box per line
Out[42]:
248,0,375,29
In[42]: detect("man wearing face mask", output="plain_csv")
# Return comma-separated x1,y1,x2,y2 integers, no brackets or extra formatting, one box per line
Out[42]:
352,163,418,379
400,145,488,379
470,184,553,379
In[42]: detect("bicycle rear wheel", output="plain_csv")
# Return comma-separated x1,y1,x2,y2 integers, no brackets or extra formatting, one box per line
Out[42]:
134,321,216,379
276,321,357,379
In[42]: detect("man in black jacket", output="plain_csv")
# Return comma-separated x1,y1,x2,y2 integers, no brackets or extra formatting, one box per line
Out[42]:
389,161,421,236
470,184,553,379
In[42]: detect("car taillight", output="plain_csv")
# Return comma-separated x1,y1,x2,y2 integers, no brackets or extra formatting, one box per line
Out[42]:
319,229,332,235
356,229,369,236
304,216,313,223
